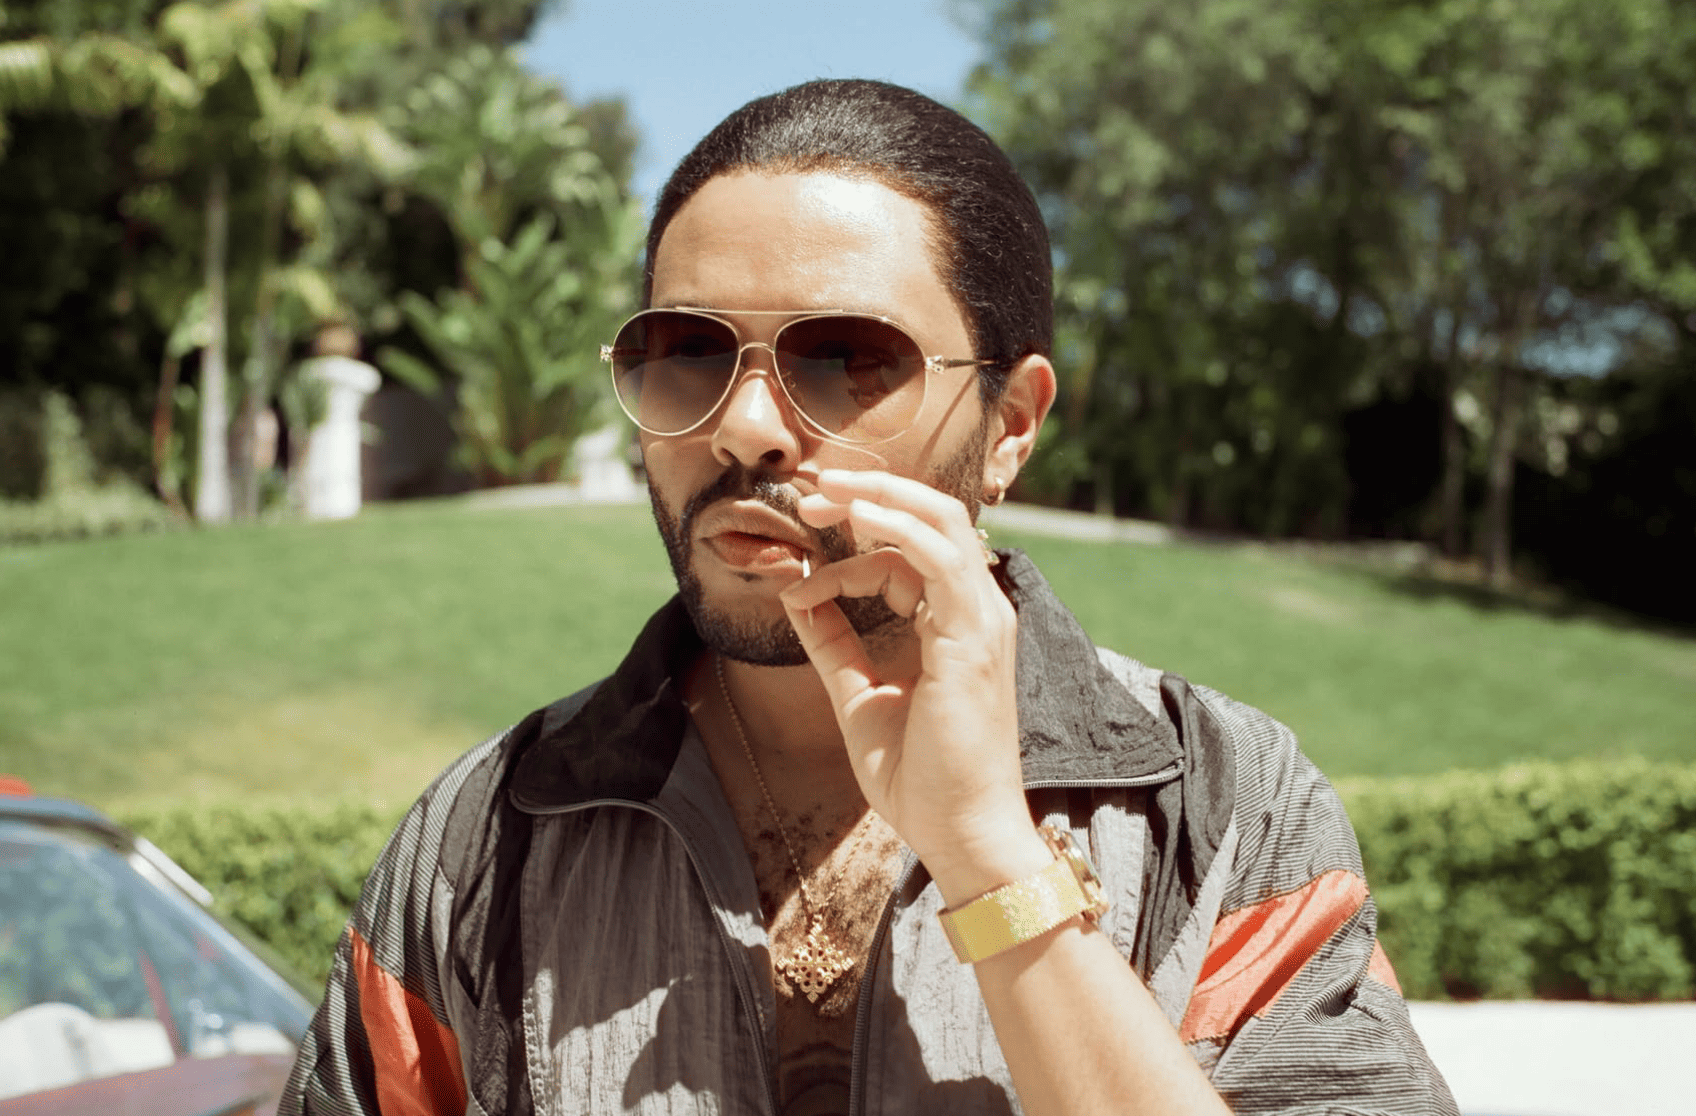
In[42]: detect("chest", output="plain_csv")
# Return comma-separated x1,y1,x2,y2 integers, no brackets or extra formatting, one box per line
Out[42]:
746,818,909,1114
501,787,1168,1116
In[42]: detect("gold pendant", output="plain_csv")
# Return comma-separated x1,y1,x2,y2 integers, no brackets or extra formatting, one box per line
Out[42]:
776,914,854,1003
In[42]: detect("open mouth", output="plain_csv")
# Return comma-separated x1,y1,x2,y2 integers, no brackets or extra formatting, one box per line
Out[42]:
704,531,808,570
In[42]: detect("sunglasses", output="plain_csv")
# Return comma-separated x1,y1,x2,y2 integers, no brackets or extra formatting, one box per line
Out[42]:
600,307,991,445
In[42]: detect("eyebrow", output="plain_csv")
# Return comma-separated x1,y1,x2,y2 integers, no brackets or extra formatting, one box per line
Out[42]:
655,303,924,335
666,305,848,314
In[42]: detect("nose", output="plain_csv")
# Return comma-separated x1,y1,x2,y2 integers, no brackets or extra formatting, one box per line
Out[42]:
708,342,807,471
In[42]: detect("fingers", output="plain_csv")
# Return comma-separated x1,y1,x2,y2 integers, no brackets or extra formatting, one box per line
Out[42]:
780,591,886,721
814,468,982,546
787,548,927,617
791,477,993,626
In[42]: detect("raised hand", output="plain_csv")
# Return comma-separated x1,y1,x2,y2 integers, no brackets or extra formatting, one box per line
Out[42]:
779,468,1051,902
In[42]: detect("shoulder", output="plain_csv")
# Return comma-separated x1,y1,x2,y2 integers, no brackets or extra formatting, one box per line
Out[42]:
1092,648,1363,903
1186,679,1365,898
357,680,605,929
1096,647,1330,824
1094,644,1297,789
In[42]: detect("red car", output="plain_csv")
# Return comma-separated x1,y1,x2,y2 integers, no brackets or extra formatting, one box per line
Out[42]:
0,779,314,1115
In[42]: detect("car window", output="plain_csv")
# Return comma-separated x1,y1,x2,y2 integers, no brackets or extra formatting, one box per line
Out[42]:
0,818,309,1103
121,850,305,1059
0,820,175,1098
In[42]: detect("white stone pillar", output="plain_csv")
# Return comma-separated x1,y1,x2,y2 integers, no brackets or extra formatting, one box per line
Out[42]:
296,355,381,519
571,424,641,501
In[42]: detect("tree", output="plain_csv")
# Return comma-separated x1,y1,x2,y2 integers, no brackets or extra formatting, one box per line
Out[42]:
378,44,642,486
145,0,413,519
0,1,200,504
966,0,1696,590
0,0,385,520
967,0,1378,533
1320,0,1695,584
1,0,575,519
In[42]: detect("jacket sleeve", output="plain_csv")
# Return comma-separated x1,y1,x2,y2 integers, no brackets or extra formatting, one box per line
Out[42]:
1183,688,1457,1115
278,738,506,1116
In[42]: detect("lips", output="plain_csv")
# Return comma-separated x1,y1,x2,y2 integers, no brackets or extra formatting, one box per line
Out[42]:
706,532,807,569
697,503,814,573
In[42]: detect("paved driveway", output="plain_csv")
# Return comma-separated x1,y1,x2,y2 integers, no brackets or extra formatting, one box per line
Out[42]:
1409,1000,1696,1116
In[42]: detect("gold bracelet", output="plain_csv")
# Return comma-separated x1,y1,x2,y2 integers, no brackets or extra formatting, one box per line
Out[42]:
936,824,1109,964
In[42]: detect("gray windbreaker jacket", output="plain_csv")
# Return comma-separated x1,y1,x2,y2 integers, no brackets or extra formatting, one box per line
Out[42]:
282,551,1455,1115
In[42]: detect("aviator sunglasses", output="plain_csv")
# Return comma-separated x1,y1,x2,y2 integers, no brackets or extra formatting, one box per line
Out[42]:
601,308,992,445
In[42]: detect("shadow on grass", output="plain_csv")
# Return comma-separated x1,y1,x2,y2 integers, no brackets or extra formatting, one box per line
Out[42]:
1357,562,1696,641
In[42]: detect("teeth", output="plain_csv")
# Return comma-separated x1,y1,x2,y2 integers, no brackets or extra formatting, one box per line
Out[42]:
801,556,811,577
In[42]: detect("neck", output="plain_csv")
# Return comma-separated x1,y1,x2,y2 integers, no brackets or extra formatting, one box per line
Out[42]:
706,622,919,758
717,657,841,758
687,624,918,810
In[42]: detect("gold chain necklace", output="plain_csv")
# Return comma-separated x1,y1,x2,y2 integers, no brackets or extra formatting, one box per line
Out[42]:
714,654,875,1005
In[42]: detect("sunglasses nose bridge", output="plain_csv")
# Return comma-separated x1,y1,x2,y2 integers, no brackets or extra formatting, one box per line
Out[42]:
734,338,780,369
718,338,805,421
726,339,795,400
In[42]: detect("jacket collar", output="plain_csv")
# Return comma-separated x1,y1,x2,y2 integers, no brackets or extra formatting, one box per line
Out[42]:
509,550,1180,813
997,552,1181,783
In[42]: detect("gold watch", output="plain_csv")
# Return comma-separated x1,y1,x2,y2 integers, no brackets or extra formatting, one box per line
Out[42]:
937,824,1110,964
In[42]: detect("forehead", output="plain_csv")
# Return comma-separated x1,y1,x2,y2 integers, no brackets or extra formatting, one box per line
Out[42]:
650,171,961,333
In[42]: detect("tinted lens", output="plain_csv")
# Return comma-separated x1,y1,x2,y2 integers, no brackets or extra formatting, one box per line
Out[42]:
608,311,740,434
774,316,926,443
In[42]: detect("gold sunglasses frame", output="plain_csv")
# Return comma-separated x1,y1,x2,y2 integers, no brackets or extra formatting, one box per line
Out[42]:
600,307,991,446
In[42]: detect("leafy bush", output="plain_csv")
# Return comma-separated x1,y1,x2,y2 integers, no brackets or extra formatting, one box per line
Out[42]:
1343,760,1696,1001
380,210,634,487
0,389,179,544
0,483,179,544
122,761,1696,1001
375,44,642,489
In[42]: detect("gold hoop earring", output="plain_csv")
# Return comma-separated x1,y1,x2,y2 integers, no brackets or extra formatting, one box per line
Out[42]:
985,479,1006,507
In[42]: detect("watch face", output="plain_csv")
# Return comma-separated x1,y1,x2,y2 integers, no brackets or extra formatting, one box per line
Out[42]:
1043,825,1111,921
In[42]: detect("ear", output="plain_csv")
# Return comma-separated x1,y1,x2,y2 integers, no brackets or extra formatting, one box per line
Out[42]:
984,353,1057,498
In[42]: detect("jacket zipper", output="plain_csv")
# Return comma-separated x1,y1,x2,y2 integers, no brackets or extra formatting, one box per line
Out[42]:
536,760,1184,1114
543,799,780,1116
846,849,917,1116
1023,762,1183,792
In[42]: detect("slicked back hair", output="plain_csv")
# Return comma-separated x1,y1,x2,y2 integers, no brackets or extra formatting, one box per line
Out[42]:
644,79,1052,404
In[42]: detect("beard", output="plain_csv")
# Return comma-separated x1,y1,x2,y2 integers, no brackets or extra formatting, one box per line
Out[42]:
648,427,989,667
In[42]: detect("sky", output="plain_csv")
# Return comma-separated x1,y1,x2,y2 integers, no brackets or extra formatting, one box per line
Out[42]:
521,0,987,207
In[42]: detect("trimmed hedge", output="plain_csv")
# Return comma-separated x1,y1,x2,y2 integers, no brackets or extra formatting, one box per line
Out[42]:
122,760,1696,1001
1344,760,1696,1001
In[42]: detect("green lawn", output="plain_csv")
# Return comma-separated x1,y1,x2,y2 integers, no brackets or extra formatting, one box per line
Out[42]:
3,498,1692,813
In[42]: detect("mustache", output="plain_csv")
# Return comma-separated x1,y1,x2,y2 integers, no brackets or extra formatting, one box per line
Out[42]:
680,465,797,529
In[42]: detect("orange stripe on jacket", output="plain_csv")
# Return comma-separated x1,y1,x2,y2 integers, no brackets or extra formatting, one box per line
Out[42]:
351,927,468,1116
1180,868,1368,1044
1367,939,1403,994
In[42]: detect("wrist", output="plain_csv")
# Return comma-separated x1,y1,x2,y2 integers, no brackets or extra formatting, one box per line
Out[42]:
935,823,1111,965
924,822,1055,910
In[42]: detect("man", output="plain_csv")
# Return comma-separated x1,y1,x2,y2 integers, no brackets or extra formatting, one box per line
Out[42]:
282,80,1455,1115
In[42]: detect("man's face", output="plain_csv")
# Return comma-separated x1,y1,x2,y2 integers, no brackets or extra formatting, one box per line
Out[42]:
642,170,994,666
